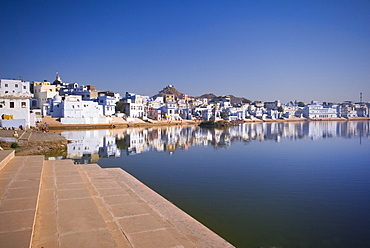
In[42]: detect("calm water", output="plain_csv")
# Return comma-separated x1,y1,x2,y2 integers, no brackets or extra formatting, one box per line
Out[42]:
60,121,370,248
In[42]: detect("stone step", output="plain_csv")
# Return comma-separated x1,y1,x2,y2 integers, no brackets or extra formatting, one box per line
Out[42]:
105,168,234,248
77,163,196,247
31,159,118,248
0,150,14,171
18,130,32,141
0,155,44,248
77,163,233,247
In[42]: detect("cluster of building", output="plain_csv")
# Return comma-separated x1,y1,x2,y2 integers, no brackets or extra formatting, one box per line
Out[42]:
0,75,369,129
0,75,120,128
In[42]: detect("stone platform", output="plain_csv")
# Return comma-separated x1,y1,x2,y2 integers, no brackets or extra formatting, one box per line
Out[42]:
0,150,234,248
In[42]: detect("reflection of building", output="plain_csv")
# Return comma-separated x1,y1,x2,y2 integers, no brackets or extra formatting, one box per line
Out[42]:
116,121,369,155
61,130,120,163
98,136,120,157
59,121,370,160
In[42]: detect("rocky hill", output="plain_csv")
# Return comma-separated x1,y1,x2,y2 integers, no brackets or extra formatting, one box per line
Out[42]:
152,85,185,99
196,94,251,105
152,85,251,104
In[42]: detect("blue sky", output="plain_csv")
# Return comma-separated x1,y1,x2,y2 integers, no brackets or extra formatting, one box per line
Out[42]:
1,0,369,103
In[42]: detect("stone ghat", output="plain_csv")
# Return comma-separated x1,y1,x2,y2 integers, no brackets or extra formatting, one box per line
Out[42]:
0,150,234,248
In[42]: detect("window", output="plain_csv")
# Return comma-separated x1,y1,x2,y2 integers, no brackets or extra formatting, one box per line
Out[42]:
10,102,14,108
5,84,8,87
23,86,26,89
21,102,26,108
0,104,2,108
15,84,18,87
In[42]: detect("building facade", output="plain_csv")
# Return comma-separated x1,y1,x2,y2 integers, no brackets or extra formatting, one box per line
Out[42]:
0,79,33,128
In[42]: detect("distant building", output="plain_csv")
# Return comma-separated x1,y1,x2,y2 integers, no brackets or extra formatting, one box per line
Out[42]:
148,109,162,120
46,95,110,125
59,84,99,101
264,100,281,110
164,94,175,103
98,91,121,102
338,103,357,118
282,103,300,118
161,101,182,120
121,92,149,118
97,95,116,116
51,74,68,91
0,79,33,128
303,101,338,118
31,81,57,111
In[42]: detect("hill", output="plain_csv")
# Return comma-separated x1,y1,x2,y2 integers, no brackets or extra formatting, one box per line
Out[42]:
196,94,251,105
152,85,251,104
152,85,185,99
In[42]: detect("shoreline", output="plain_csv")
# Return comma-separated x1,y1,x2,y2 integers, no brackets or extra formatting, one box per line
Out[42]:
42,116,370,130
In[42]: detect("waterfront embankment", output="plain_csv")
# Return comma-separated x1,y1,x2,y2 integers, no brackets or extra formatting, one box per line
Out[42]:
41,116,370,131
42,116,199,130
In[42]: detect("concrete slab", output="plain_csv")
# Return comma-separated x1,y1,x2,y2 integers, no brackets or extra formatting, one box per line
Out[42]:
75,164,133,248
106,167,235,248
77,163,227,248
0,229,34,248
31,160,118,248
0,155,44,248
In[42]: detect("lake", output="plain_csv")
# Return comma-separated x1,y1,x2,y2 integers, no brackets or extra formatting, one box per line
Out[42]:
60,121,370,248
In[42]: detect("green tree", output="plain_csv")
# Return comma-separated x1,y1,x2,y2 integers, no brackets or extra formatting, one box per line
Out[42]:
220,109,230,119
277,106,284,112
115,101,125,113
297,101,305,107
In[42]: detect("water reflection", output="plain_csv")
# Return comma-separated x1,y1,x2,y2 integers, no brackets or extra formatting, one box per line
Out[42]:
60,129,120,163
60,121,369,163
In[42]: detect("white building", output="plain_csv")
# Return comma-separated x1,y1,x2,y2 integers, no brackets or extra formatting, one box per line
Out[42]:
31,81,58,113
97,95,116,116
46,95,110,125
282,103,300,118
162,101,182,120
338,103,358,118
264,100,281,110
0,79,34,128
59,84,98,100
122,92,149,118
304,101,338,118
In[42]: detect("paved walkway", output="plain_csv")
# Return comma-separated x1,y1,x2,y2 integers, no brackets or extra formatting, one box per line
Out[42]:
0,154,44,247
0,151,234,248
0,129,66,142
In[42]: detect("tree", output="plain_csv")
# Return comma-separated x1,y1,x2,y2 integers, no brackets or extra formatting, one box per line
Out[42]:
115,101,125,113
277,106,284,112
297,101,305,107
220,109,230,119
